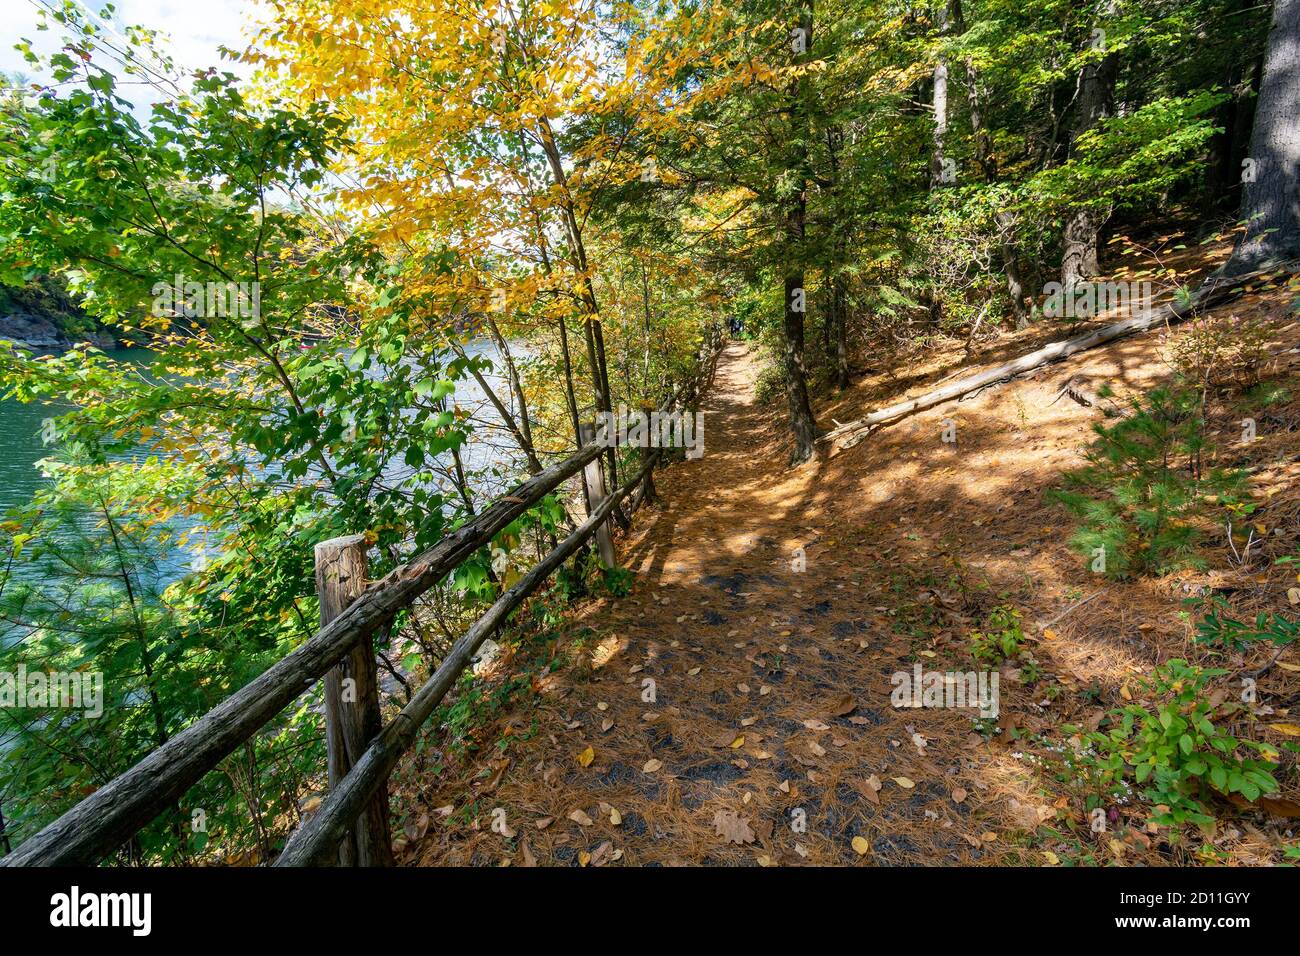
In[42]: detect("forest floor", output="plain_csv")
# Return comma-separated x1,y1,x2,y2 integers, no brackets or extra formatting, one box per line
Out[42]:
399,240,1300,867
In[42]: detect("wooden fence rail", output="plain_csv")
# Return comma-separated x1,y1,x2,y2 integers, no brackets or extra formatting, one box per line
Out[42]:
277,452,657,865
1,324,724,867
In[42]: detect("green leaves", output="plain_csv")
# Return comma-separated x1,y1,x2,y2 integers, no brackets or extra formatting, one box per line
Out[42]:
1193,595,1300,653
1084,659,1280,828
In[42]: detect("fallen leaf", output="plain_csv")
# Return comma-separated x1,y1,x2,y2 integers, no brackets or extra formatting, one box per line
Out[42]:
851,836,870,856
825,693,857,717
642,759,663,773
892,776,915,789
856,775,882,805
568,809,594,827
713,809,756,844
951,788,967,804
576,746,595,767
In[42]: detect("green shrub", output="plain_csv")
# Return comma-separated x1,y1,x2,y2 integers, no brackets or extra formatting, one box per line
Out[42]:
1050,386,1251,579
1080,660,1279,828
969,604,1024,663
599,564,635,597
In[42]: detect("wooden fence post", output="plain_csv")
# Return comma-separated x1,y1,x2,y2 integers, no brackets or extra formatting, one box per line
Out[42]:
315,534,394,866
578,424,617,566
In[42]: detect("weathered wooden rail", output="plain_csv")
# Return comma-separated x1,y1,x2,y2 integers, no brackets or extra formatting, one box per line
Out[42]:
0,325,723,867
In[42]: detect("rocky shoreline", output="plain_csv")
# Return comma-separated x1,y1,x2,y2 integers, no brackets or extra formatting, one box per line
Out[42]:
0,310,117,352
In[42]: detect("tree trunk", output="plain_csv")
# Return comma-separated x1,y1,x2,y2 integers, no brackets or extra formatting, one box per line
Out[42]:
1206,2,1259,212
833,276,849,390
484,315,538,465
1222,0,1300,275
535,116,626,521
929,0,959,188
784,273,819,462
781,6,819,465
1061,13,1119,291
997,212,1030,328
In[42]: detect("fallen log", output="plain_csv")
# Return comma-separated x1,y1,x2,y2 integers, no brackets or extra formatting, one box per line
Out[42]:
819,263,1296,448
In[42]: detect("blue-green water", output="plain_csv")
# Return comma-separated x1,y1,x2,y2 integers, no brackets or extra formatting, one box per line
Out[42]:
0,347,160,518
0,340,518,565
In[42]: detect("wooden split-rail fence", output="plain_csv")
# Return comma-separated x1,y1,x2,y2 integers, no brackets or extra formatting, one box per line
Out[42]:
1,327,725,867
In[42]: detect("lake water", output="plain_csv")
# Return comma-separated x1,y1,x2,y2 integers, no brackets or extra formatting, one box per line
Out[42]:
0,347,160,518
0,339,519,568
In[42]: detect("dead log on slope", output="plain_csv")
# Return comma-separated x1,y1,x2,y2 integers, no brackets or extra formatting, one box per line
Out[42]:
819,264,1296,449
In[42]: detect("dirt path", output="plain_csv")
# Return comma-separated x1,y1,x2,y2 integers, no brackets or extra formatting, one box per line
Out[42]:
409,317,1300,867
407,342,1044,865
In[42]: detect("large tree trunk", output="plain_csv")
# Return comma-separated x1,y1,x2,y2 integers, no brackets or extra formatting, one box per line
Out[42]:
924,0,963,331
928,0,957,189
1061,12,1119,291
996,211,1030,328
781,6,819,465
784,273,819,461
1222,0,1300,275
1206,0,1262,212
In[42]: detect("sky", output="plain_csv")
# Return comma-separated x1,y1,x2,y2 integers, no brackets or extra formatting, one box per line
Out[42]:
1,0,258,105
